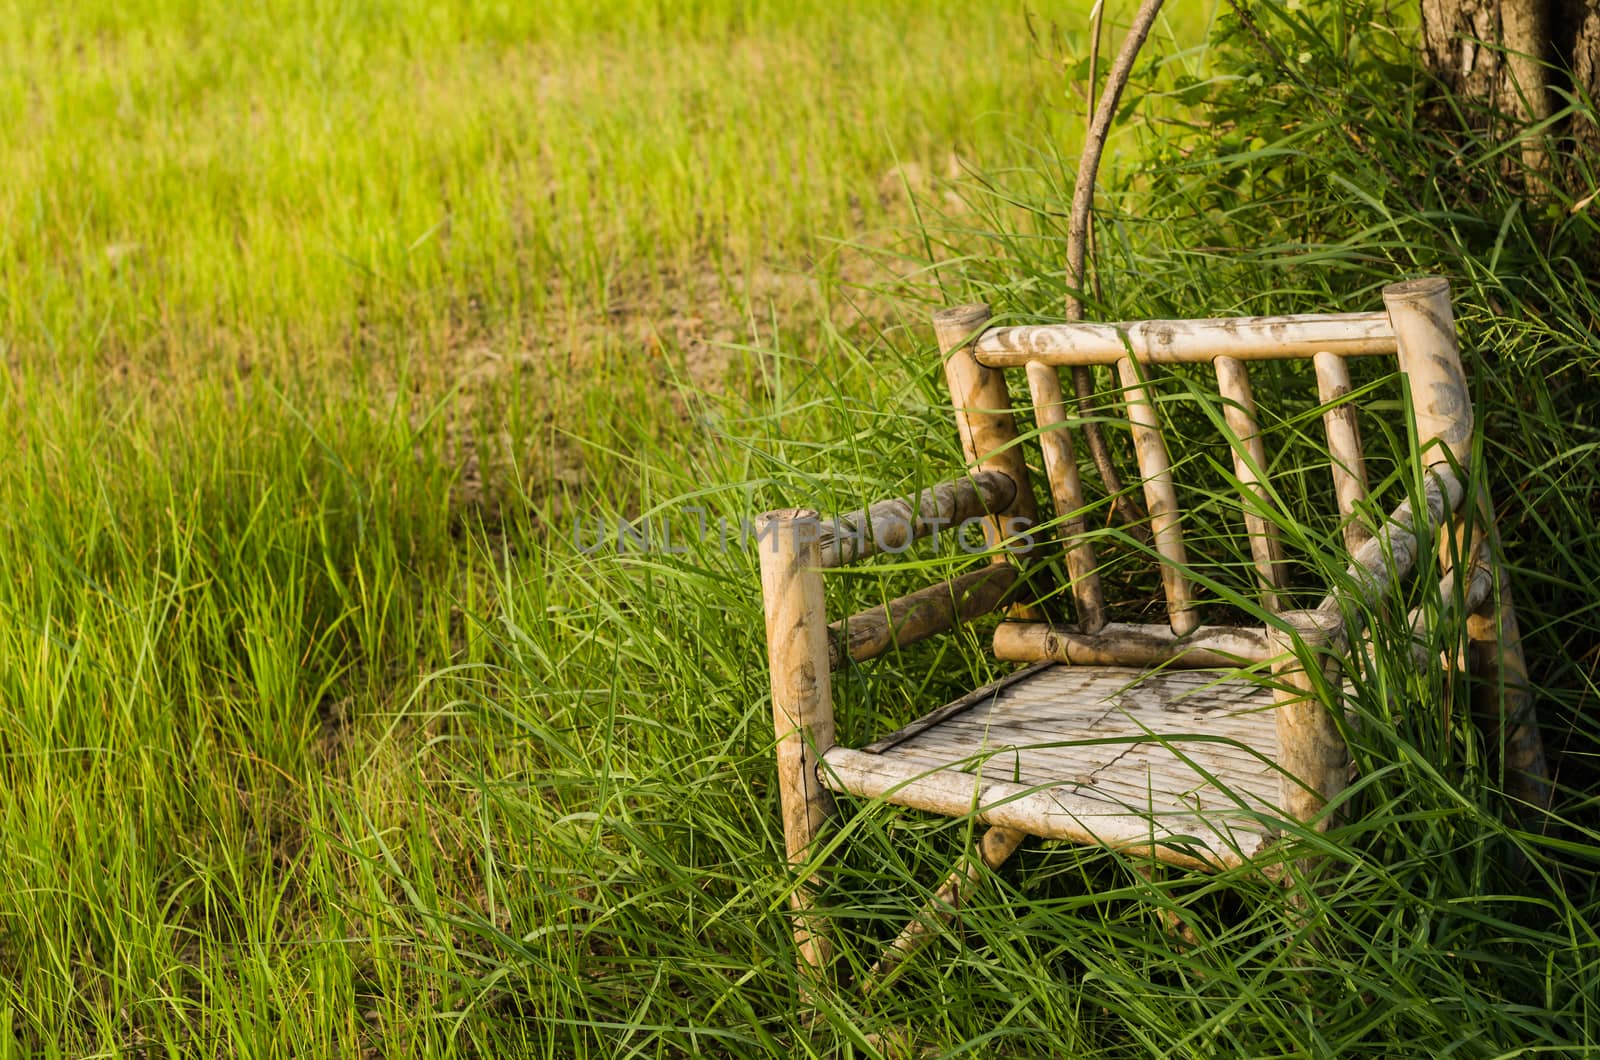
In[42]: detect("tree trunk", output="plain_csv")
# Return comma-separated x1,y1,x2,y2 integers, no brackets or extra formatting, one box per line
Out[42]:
1570,1,1600,161
1421,0,1600,186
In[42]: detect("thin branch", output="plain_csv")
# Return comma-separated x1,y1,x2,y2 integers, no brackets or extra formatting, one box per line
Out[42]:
1085,0,1106,306
1068,0,1166,531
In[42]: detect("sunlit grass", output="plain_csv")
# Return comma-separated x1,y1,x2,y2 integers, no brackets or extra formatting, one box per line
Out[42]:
0,0,1204,378
3,0,1598,1054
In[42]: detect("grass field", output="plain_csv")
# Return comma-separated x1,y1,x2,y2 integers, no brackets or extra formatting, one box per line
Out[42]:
3,0,1599,1055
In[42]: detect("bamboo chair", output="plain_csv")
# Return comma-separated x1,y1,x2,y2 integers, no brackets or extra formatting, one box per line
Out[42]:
756,277,1549,982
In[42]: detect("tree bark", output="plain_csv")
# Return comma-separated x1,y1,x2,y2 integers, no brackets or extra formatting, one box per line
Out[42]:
1421,0,1600,184
1568,1,1600,161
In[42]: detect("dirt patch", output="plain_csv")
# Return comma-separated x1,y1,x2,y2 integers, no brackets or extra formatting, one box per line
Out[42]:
424,237,925,524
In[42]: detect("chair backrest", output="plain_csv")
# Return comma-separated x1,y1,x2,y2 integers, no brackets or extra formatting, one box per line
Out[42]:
933,277,1474,633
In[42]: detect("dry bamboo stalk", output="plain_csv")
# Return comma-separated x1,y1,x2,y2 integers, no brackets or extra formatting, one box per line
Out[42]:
1314,351,1373,552
1407,521,1494,669
1456,498,1552,811
1117,356,1199,635
864,826,1026,991
993,620,1273,668
819,469,1017,568
1322,466,1465,618
934,305,1039,559
1026,361,1108,632
1382,278,1549,808
1269,609,1347,827
976,312,1396,367
1215,356,1288,610
755,508,837,974
1383,277,1472,473
1470,572,1552,812
936,304,1043,621
820,746,1267,871
827,565,1018,670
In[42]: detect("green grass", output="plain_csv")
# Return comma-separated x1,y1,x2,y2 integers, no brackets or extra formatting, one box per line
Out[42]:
1,0,1177,376
3,0,1599,1055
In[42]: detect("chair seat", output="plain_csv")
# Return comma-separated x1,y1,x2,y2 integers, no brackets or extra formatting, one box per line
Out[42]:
820,662,1289,869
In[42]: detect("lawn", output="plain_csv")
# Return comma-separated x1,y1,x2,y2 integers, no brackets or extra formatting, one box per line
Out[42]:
2,0,1597,1055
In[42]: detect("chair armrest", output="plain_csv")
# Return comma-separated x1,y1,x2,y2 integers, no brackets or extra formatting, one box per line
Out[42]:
757,470,1024,673
818,469,1019,568
1326,465,1465,618
828,564,1018,670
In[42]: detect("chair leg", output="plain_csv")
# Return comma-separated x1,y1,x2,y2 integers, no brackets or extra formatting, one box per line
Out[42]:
1270,610,1348,829
863,826,1026,993
757,509,839,978
1131,864,1198,946
780,782,835,979
1469,571,1552,815
1446,498,1551,817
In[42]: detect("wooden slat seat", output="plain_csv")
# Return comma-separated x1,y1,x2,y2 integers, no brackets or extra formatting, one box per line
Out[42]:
822,663,1282,869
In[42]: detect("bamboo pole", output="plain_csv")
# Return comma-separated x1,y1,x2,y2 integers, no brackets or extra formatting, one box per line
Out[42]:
819,470,1017,568
934,305,1038,558
1315,279,1470,632
1383,276,1550,810
975,312,1396,367
993,620,1273,668
755,508,837,975
1457,498,1553,812
827,565,1018,670
1383,277,1472,473
1408,519,1494,670
1470,569,1552,812
1314,351,1372,552
1215,356,1288,611
1321,465,1464,618
1026,361,1108,632
936,304,1043,621
1117,356,1199,634
864,826,1026,991
1269,609,1347,827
